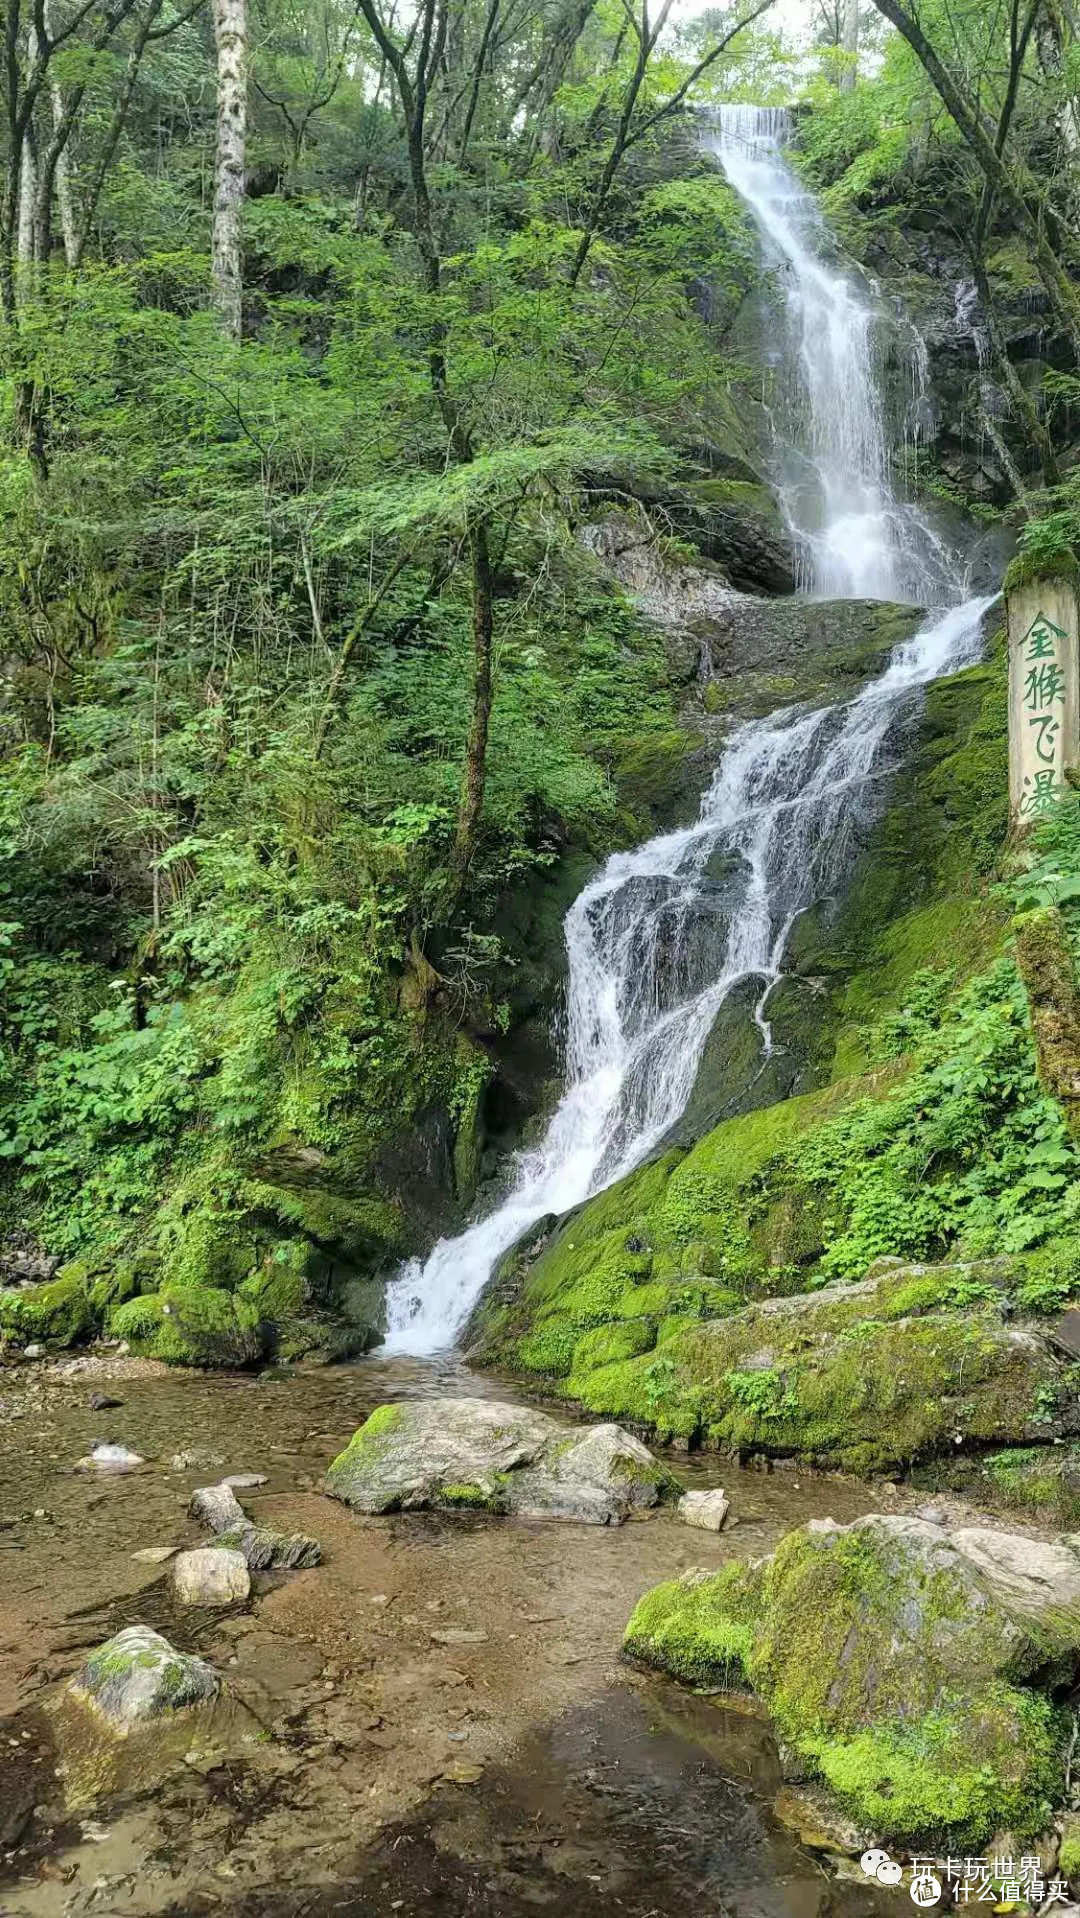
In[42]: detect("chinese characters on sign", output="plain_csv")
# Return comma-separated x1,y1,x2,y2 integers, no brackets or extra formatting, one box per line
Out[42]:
861,1848,1072,1908
1008,580,1080,828
1019,612,1069,820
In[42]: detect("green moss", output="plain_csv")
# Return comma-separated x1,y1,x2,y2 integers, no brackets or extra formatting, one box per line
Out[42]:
0,1267,97,1344
440,1481,505,1510
1004,550,1080,596
624,1562,762,1686
108,1285,264,1366
1059,1813,1080,1880
809,1689,1061,1847
626,1517,1069,1848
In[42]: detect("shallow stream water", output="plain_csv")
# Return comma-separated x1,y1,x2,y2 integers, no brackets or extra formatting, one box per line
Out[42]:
0,1355,918,1917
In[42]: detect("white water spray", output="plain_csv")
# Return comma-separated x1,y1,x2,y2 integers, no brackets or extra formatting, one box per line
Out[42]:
708,106,951,603
381,110,996,1356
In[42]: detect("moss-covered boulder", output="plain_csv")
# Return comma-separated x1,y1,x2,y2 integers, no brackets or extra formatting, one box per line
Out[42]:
324,1397,678,1525
108,1285,266,1366
625,1514,1080,1848
67,1626,220,1730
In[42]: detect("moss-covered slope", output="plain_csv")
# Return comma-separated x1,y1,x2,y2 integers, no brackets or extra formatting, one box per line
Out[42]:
470,637,1080,1462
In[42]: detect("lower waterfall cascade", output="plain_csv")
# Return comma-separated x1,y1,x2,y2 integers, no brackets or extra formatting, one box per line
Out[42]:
381,107,999,1356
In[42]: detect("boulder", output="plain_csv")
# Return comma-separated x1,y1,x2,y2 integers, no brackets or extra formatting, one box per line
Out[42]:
172,1546,250,1605
678,1488,730,1532
324,1398,677,1525
67,1626,219,1729
625,1513,1080,1849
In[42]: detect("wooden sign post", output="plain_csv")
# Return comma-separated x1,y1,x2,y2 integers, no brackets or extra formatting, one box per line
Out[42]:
1008,571,1080,827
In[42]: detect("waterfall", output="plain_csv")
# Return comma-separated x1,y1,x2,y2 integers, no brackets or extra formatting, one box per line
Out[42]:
708,106,952,604
381,108,995,1357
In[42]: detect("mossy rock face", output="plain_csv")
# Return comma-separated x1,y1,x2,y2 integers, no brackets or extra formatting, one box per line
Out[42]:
473,1220,1072,1465
108,1286,266,1367
0,1267,100,1346
625,1513,1080,1849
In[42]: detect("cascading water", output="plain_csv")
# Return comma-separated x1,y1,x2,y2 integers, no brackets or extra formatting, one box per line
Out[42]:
709,106,951,603
381,108,996,1357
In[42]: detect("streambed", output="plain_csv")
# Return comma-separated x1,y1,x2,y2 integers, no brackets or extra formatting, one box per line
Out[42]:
0,1353,924,1917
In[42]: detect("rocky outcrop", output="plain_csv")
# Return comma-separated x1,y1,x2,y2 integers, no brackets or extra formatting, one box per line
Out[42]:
625,1512,1080,1847
67,1626,220,1729
323,1397,678,1524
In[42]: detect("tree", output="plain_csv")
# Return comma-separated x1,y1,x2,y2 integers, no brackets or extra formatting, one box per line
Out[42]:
211,0,247,335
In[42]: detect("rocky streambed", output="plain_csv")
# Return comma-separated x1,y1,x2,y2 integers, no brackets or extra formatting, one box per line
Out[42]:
0,1351,1068,1917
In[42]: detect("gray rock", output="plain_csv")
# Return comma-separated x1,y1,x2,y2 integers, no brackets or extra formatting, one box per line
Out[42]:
67,1626,219,1728
172,1547,250,1605
131,1545,177,1564
75,1441,145,1473
222,1472,268,1490
189,1482,247,1534
678,1488,730,1532
169,1448,226,1471
217,1524,321,1571
22,1342,44,1360
324,1398,677,1526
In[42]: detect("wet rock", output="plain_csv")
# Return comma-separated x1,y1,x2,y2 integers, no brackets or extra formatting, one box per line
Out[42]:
678,1489,730,1532
131,1545,177,1564
89,1392,122,1411
170,1448,226,1471
75,1441,145,1473
67,1626,219,1728
23,1342,44,1360
325,1398,678,1525
172,1546,250,1605
190,1478,320,1568
217,1524,321,1571
222,1472,268,1490
626,1513,1080,1850
190,1482,247,1534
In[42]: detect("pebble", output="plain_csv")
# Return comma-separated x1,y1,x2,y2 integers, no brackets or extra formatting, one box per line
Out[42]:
222,1473,268,1490
441,1761,483,1784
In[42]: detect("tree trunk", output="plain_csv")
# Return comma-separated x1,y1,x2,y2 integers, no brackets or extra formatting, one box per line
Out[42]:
839,0,858,88
211,0,247,338
452,520,495,884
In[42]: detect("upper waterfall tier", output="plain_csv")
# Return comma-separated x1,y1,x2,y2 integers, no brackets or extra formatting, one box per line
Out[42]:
708,105,952,605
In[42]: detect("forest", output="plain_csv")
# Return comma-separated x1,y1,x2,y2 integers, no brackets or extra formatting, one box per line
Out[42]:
7,0,1080,1903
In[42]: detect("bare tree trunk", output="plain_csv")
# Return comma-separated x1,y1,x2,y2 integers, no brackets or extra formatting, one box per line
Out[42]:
839,0,858,88
211,0,246,338
452,520,495,884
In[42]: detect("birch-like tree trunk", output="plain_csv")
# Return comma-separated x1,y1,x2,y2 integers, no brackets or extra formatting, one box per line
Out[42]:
211,0,247,338
839,0,859,88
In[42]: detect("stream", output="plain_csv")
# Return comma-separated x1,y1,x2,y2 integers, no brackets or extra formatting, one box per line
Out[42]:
1,1354,918,1917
